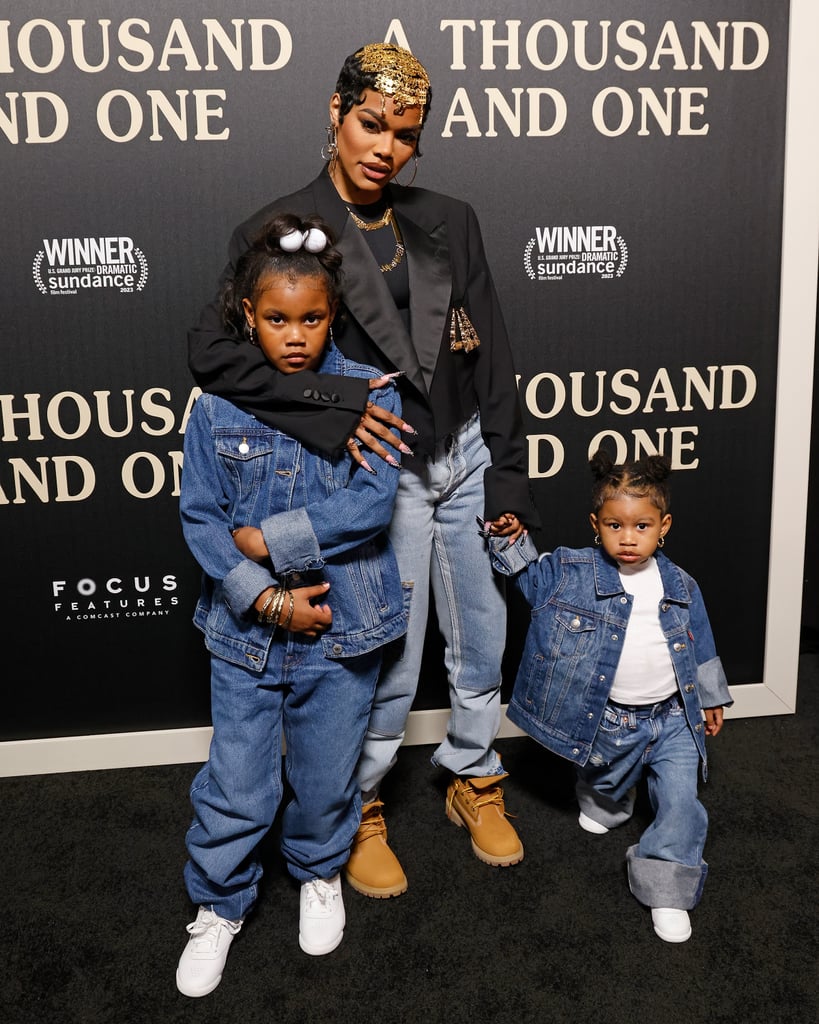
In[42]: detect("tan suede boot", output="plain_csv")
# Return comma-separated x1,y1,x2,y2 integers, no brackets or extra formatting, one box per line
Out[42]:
445,774,524,866
344,800,408,898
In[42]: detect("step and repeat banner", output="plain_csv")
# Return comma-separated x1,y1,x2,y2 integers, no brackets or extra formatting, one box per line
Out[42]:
2,2,816,766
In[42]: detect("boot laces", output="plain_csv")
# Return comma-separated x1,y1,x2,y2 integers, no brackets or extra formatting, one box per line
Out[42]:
358,800,388,840
449,780,516,819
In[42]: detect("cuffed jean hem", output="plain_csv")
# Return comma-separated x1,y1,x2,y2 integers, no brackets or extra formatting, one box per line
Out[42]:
626,844,708,910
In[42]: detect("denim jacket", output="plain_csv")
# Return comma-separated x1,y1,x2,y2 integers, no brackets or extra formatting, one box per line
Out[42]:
489,535,732,774
180,344,409,671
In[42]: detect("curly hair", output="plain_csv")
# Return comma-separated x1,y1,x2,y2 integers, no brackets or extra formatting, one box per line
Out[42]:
221,213,343,339
590,448,672,516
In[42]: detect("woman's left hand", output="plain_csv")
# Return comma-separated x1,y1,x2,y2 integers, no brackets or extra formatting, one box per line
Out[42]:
483,512,526,544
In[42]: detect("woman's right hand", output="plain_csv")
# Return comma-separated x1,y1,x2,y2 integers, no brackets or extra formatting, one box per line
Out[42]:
345,375,416,473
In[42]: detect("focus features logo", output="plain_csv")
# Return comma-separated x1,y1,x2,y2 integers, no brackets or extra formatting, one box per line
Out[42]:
32,236,149,296
524,225,628,282
51,573,179,622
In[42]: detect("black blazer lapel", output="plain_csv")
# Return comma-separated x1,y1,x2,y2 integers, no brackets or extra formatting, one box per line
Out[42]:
306,172,428,396
399,212,451,391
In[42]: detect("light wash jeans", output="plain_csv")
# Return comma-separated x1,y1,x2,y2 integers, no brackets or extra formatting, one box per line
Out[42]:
575,693,709,910
356,414,508,799
184,638,381,920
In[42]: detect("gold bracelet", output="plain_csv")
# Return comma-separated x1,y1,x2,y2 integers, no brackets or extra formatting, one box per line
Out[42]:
279,591,295,631
263,587,286,627
257,589,277,624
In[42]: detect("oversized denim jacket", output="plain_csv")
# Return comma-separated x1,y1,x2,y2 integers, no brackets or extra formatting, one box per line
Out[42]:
180,345,409,671
489,535,733,774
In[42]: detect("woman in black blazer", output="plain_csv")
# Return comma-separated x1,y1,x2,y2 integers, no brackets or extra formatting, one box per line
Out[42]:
188,43,536,900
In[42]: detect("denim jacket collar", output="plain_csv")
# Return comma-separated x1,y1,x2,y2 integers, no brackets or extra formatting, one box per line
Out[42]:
593,547,693,606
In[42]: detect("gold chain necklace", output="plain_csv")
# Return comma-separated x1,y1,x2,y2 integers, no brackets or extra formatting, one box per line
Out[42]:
347,206,405,273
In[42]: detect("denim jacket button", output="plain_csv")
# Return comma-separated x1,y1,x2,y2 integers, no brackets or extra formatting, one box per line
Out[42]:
571,616,581,628
332,643,343,655
673,642,685,651
611,633,618,641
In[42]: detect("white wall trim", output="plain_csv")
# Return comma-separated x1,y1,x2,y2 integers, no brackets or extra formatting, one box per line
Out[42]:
0,684,791,778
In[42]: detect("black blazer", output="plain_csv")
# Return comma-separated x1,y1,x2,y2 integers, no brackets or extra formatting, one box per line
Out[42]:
188,169,533,521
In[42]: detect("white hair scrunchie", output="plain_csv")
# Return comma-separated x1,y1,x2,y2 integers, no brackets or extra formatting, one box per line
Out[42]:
279,229,303,252
303,227,328,252
278,227,329,253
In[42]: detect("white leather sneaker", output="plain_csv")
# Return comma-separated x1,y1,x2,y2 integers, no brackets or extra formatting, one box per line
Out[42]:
651,907,692,943
299,875,345,956
578,811,610,834
176,906,243,997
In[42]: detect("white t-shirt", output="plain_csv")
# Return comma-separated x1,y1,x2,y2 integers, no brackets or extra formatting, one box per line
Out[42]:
609,556,678,705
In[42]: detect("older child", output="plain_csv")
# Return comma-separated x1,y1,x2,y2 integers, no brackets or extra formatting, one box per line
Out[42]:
485,450,732,943
176,214,407,997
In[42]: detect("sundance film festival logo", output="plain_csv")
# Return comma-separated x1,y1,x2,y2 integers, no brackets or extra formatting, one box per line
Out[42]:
32,235,149,296
524,225,628,282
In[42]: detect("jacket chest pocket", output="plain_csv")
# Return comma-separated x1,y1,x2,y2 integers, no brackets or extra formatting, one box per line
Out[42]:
214,430,296,513
553,607,598,655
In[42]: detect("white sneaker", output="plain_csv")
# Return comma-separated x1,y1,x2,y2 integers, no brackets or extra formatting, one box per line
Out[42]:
299,875,345,956
176,906,243,997
578,811,610,834
651,907,692,943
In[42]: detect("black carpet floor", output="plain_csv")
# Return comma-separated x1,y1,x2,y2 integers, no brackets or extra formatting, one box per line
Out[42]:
4,649,817,1024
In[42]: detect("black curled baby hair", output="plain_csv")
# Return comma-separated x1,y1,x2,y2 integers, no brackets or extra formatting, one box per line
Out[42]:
334,44,432,156
590,448,672,517
222,213,343,339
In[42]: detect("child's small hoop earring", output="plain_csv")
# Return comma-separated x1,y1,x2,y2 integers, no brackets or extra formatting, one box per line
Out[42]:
593,534,601,545
657,535,665,548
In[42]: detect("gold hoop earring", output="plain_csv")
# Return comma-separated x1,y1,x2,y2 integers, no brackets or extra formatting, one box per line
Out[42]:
393,153,419,188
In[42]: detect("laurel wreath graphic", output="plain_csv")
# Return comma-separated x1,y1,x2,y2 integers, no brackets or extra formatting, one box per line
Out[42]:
616,236,629,277
134,247,149,291
523,238,537,280
32,251,47,294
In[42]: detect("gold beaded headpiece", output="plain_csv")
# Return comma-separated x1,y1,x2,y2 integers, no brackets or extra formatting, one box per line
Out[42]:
357,43,430,119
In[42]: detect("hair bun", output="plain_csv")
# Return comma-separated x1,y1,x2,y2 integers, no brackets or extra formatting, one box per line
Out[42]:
642,454,672,483
589,447,614,480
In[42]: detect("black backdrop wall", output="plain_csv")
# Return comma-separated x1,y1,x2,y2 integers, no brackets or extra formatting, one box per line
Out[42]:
2,1,816,768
